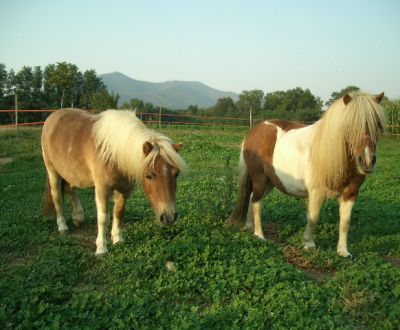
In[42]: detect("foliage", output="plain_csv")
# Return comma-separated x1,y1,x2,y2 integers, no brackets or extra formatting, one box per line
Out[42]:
325,85,360,107
0,126,399,329
263,87,322,122
0,62,106,124
90,90,119,112
383,98,400,134
235,89,264,118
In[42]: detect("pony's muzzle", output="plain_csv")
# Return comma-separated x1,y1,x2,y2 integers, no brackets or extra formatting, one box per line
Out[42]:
160,212,178,226
357,155,376,173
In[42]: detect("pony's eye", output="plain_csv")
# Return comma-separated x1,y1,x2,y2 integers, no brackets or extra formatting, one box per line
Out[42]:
145,173,153,180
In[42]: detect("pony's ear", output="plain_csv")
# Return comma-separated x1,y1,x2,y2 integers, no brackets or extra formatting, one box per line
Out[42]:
172,143,182,153
343,94,352,105
143,142,153,156
374,92,384,104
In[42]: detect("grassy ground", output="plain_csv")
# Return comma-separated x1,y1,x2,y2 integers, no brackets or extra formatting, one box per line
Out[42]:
0,126,399,329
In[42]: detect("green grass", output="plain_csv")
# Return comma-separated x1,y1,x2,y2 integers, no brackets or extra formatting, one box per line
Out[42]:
0,126,399,329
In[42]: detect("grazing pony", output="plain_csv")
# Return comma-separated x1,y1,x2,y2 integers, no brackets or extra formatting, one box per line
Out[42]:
42,109,187,256
226,92,386,257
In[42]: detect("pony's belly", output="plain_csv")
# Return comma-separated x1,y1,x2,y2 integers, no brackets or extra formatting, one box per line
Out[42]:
273,168,308,197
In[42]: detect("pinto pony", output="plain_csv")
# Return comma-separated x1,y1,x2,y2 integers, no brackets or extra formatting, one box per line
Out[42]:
41,109,187,256
226,91,386,257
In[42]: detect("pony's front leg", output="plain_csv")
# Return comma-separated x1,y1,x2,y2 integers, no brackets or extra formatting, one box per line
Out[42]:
303,190,324,250
111,189,131,244
337,196,355,258
95,186,111,256
70,188,84,227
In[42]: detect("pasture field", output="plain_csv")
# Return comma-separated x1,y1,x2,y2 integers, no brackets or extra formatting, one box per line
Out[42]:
0,126,399,329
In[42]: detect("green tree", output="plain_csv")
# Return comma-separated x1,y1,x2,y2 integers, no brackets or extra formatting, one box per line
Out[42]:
31,66,44,109
325,85,360,107
236,90,264,117
212,97,236,117
0,63,8,108
80,69,105,109
45,62,79,108
90,89,119,112
264,87,322,121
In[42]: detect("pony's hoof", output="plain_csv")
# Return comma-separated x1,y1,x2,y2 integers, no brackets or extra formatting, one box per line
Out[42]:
95,250,108,258
72,213,84,227
338,250,353,259
59,229,69,235
73,220,83,227
254,233,266,241
304,242,316,251
111,236,124,245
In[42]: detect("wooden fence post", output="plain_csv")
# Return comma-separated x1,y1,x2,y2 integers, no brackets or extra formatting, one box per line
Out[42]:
15,94,18,133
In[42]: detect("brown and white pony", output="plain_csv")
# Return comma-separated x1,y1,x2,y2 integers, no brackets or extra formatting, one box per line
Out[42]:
226,91,386,257
42,108,187,256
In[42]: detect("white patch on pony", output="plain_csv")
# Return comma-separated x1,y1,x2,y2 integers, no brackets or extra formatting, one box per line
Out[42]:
271,124,316,197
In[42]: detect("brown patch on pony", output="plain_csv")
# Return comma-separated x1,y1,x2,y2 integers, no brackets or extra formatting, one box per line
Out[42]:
268,119,306,131
243,120,306,198
341,174,366,202
226,120,306,227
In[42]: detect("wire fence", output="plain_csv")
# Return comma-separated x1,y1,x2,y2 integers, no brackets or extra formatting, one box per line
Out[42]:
1,109,399,137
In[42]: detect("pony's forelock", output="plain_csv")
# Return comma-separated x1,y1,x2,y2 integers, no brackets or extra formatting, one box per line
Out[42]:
92,110,187,181
310,91,386,190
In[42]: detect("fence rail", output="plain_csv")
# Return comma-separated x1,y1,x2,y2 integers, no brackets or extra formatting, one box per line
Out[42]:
1,109,399,136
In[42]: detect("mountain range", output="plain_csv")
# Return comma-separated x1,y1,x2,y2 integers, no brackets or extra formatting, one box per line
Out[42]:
99,72,238,109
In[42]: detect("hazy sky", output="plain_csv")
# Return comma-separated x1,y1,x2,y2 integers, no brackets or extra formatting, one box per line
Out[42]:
1,0,399,102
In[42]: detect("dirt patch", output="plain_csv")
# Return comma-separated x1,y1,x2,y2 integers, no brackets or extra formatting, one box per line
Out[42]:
0,157,14,165
383,255,400,267
264,223,280,243
283,245,335,283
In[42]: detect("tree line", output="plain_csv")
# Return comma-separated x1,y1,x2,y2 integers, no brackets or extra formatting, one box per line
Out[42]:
1,62,398,130
0,62,118,124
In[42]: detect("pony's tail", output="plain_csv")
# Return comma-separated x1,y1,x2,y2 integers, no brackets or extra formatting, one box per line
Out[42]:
225,149,252,228
42,173,67,217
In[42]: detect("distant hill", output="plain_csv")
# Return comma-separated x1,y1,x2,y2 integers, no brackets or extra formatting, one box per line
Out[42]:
99,72,238,109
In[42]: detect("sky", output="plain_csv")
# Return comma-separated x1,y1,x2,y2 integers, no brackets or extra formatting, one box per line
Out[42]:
1,0,399,103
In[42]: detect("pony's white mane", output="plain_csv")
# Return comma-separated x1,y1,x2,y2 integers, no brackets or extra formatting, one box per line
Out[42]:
92,110,187,181
310,91,387,190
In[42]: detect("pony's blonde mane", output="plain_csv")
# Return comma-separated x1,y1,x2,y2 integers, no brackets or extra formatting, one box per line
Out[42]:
310,91,386,190
92,110,187,181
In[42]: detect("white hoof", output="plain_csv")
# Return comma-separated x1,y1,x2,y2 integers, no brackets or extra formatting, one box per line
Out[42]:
59,228,69,235
337,248,352,258
254,232,266,241
111,235,124,245
72,213,84,227
304,241,316,251
95,247,108,257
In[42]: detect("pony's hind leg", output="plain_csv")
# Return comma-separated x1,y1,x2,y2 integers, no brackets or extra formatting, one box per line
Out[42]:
111,189,132,244
47,169,68,234
70,188,84,227
94,185,111,256
303,189,325,250
249,177,273,240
